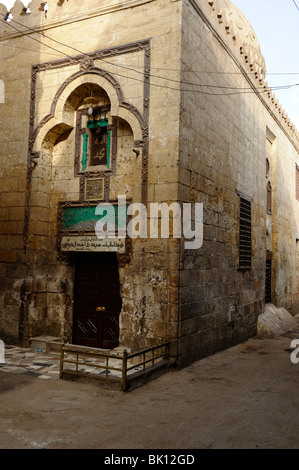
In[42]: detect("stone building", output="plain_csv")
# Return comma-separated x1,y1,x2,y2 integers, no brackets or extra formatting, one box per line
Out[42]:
0,0,298,367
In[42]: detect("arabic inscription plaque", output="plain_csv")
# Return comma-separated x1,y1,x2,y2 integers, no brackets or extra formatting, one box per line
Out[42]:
61,236,125,253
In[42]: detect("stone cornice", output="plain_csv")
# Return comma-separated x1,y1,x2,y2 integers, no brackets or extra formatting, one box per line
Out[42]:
188,0,299,151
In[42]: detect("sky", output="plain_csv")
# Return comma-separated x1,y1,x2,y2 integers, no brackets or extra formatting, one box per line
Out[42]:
1,0,299,128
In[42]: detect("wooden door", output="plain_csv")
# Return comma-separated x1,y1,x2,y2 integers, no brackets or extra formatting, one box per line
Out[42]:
73,253,122,349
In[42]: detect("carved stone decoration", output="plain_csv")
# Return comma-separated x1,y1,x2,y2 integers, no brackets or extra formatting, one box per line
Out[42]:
134,140,145,148
80,56,94,70
206,0,266,77
142,126,149,139
24,39,151,251
85,178,105,201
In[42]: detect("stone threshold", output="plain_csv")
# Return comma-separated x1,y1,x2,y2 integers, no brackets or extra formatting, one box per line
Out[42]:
30,336,131,356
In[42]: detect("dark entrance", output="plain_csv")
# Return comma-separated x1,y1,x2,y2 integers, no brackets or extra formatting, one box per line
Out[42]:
73,253,122,349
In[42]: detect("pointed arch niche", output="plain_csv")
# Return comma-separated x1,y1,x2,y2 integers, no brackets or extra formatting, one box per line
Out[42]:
31,78,141,254
24,41,151,252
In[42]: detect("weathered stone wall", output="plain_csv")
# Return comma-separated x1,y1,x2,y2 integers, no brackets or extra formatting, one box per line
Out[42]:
0,1,44,344
177,0,299,366
0,0,182,349
273,131,299,313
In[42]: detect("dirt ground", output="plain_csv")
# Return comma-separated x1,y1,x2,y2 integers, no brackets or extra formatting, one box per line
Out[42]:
0,321,299,450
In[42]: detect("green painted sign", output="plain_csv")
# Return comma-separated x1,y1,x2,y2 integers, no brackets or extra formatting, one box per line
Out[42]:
62,205,127,232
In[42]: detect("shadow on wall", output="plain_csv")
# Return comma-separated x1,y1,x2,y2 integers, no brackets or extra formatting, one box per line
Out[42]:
0,79,4,103
176,0,299,366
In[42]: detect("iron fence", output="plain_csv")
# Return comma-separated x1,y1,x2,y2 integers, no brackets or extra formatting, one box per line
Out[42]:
59,341,171,391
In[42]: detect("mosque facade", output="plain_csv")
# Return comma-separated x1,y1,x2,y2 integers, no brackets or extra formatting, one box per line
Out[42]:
0,0,298,366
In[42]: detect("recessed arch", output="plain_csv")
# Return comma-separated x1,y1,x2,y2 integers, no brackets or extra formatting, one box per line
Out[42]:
43,123,74,147
32,68,145,153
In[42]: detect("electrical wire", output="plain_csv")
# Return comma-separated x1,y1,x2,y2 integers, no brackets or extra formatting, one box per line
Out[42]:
1,53,297,97
1,11,298,79
0,42,64,57
2,57,297,97
0,14,286,91
293,0,299,11
0,13,298,97
0,17,72,58
0,42,298,91
0,11,87,57
1,40,299,78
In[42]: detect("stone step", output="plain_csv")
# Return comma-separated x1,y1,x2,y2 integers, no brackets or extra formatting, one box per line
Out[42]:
30,337,131,356
30,336,62,353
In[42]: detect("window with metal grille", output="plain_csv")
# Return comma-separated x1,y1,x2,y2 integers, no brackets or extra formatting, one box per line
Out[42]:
239,196,252,270
296,164,299,201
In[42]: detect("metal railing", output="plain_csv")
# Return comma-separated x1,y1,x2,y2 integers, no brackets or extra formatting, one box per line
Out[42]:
59,341,171,391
